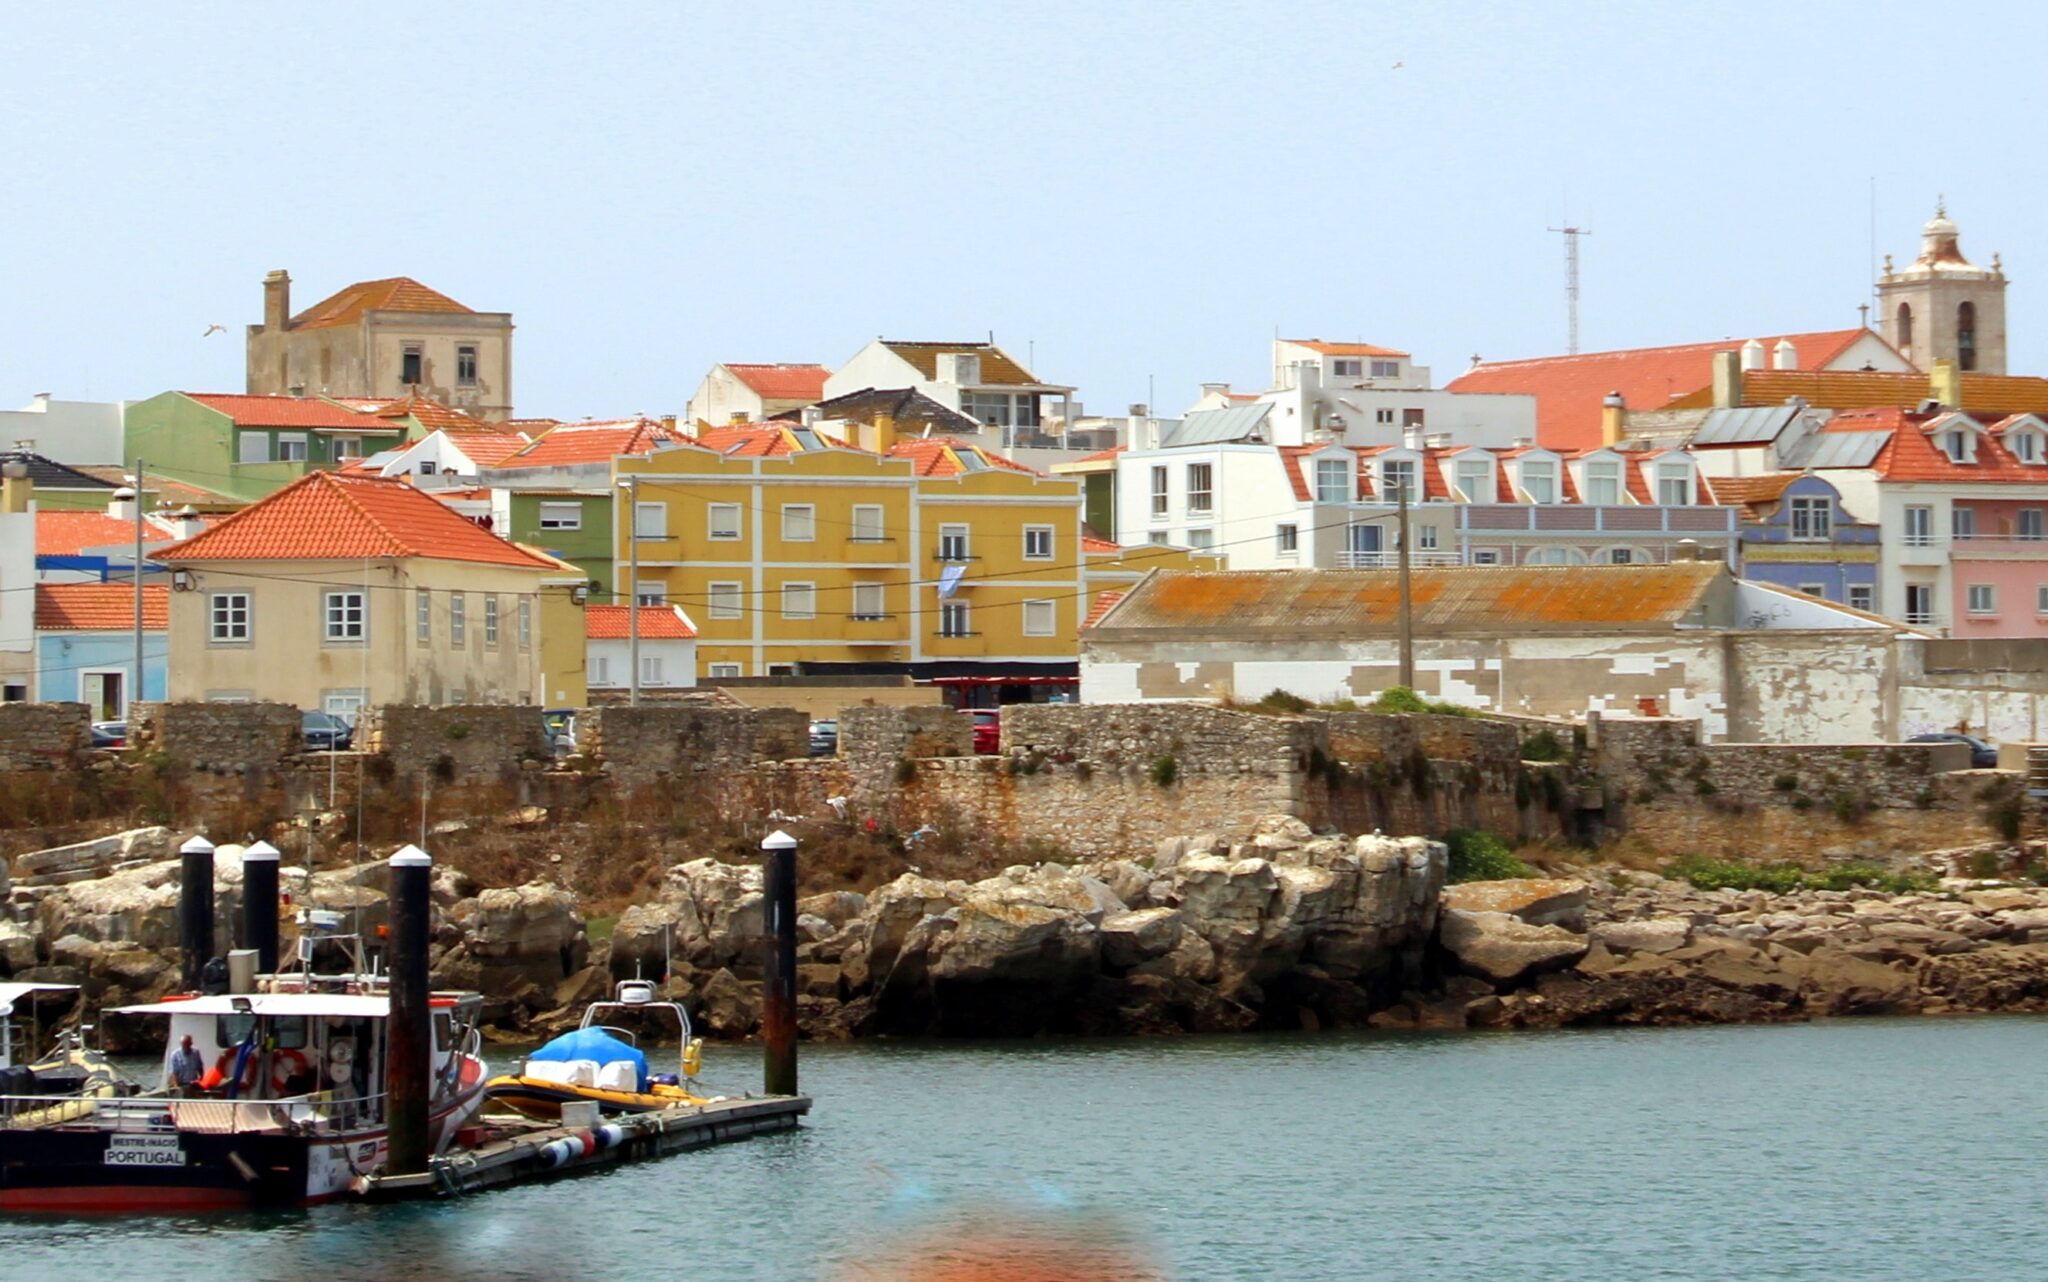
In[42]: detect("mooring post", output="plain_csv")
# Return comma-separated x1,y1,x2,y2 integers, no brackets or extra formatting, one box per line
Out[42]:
386,843,434,1176
240,840,281,974
178,835,215,992
761,829,798,1097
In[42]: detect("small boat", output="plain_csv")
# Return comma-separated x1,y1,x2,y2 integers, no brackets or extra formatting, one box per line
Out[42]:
1,982,128,1123
0,930,489,1212
483,979,721,1121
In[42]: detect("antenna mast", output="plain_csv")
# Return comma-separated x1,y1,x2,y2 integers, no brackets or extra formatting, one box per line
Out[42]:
1547,223,1591,353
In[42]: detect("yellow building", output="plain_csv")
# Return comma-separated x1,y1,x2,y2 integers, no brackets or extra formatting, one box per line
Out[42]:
617,424,1136,687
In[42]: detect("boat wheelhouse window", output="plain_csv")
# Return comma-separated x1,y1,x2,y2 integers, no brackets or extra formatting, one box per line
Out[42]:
435,1010,454,1049
216,1013,309,1049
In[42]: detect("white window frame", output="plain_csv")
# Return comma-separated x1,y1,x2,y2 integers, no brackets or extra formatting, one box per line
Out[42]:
1314,458,1350,504
1023,525,1054,560
1186,528,1215,551
781,581,817,620
1904,505,1933,547
237,432,267,464
1655,463,1691,506
1374,408,1395,425
207,592,251,645
1332,358,1362,377
852,582,886,621
707,581,743,620
633,501,667,539
1417,525,1439,551
456,343,478,387
1798,582,1827,598
1276,523,1299,555
323,590,367,644
1471,550,1502,565
538,501,582,531
1944,430,1975,463
640,655,665,687
708,662,743,679
1789,496,1831,541
2022,509,2047,542
1022,599,1056,637
707,502,743,541
1370,359,1400,378
1848,585,1875,612
2038,585,2048,616
450,593,467,644
1149,466,1168,518
1520,461,1556,504
1904,583,1935,625
780,503,817,543
1186,463,1214,515
938,524,970,562
1585,461,1621,506
1381,458,1418,504
1146,531,1169,546
415,588,431,646
484,594,500,647
1454,461,1491,502
275,433,308,463
518,596,532,649
850,504,885,543
1968,584,1997,615
1953,506,1977,540
332,436,364,460
634,581,667,606
939,599,971,638
590,655,611,686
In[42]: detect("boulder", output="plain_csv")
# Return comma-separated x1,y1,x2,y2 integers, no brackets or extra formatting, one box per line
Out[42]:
1439,908,1588,985
696,967,759,1037
1099,908,1184,970
0,919,39,973
1442,878,1590,931
797,891,866,928
1592,916,1691,955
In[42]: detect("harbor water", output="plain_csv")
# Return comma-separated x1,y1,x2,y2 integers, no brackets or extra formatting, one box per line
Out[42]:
4,1016,2044,1280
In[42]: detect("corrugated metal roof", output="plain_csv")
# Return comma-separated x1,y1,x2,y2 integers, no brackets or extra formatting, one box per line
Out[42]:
1094,564,1727,637
1162,403,1272,447
1690,404,1801,446
1782,430,1891,470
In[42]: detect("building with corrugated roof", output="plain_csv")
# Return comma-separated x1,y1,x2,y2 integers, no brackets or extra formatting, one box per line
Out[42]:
245,270,515,420
1080,562,1932,741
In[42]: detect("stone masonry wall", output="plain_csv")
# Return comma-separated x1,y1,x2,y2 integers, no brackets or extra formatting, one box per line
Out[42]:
837,706,972,765
132,701,301,771
358,705,551,784
1002,702,1321,776
0,702,87,770
580,705,808,782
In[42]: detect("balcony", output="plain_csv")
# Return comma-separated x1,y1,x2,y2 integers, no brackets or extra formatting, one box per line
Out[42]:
1949,532,2048,559
1455,504,1737,535
1336,550,1463,569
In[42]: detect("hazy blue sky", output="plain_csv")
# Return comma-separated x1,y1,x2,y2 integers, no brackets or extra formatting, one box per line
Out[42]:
4,2,2043,421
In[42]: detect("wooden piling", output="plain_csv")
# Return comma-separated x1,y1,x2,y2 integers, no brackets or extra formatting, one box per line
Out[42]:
386,843,434,1176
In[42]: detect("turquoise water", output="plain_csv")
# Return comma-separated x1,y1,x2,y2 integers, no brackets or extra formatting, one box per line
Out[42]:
5,1017,2046,1280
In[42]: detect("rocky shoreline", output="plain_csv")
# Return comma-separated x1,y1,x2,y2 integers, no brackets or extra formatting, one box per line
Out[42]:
10,817,2048,1047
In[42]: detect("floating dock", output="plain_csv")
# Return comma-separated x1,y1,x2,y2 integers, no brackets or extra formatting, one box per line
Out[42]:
352,1094,812,1201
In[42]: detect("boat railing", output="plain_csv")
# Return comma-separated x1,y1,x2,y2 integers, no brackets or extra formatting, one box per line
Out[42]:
0,1089,389,1135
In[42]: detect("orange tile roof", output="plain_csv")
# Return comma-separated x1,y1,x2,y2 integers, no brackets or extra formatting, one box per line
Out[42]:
1822,408,2048,484
697,424,799,457
1446,328,1875,451
723,363,830,401
1284,339,1410,358
1704,473,1801,506
1081,535,1121,554
153,472,555,568
442,433,532,467
1082,590,1125,630
1667,368,2048,417
880,341,1041,386
288,277,475,330
352,393,504,436
37,511,175,558
585,604,697,640
500,417,562,435
182,393,391,431
497,418,689,469
36,583,167,631
885,438,1040,478
1074,444,1126,464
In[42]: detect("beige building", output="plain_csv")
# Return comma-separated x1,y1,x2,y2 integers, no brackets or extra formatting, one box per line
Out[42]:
153,472,562,714
245,271,515,420
1878,205,2009,375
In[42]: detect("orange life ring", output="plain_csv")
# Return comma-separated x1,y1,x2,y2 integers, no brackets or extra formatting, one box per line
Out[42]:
212,1049,260,1094
270,1048,311,1093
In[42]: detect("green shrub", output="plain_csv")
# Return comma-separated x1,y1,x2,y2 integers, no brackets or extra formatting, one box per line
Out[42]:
1968,849,2004,879
1370,686,1429,715
893,757,918,785
1256,688,1312,714
444,723,471,741
1520,730,1566,763
1986,793,2025,842
1772,774,1799,792
1830,791,1871,825
1150,754,1179,787
1444,829,1534,883
1668,854,1936,895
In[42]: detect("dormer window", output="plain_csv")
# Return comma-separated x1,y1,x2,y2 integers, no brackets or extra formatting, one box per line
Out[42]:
1944,430,1976,463
2012,430,2042,464
1314,457,1350,503
1655,463,1692,506
1381,458,1418,503
1519,460,1556,504
1454,458,1492,502
1584,460,1621,506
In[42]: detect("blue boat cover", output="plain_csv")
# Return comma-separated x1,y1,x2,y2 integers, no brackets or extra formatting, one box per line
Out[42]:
527,1027,648,1091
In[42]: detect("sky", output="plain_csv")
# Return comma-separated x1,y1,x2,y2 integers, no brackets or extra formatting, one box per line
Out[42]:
3,1,2046,422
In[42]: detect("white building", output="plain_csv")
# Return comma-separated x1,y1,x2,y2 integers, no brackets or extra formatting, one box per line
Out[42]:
585,604,697,692
686,363,831,427
824,340,1075,442
0,461,34,699
0,394,128,466
348,429,533,484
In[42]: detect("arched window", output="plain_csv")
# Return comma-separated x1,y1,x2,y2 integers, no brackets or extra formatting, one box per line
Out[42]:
1895,302,1914,353
1958,301,1977,371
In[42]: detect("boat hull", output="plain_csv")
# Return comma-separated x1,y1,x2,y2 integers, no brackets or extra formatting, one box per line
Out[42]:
482,1075,710,1122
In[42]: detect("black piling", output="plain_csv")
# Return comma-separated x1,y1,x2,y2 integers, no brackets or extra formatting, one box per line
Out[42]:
177,835,215,992
240,840,281,973
386,843,434,1177
761,829,798,1097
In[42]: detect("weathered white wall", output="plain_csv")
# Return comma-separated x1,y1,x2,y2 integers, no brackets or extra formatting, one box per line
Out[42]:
0,396,125,465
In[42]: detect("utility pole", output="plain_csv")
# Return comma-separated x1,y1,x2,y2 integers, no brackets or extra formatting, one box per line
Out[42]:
132,458,145,720
622,474,641,706
1547,224,1591,354
1396,477,1414,689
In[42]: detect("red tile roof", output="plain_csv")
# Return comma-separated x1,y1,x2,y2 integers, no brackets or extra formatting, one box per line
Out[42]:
341,393,504,436
443,433,532,468
1082,590,1125,630
1081,535,1121,554
697,424,799,457
1284,339,1410,358
1073,445,1126,465
288,277,474,330
1823,408,2048,484
584,604,697,640
36,583,168,631
1446,328,1876,451
1704,473,1801,508
153,472,556,568
885,438,1039,477
37,511,175,558
722,363,830,401
182,393,390,431
498,418,689,469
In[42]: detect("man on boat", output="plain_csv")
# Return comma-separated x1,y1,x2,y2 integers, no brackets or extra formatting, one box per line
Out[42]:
167,1034,205,1092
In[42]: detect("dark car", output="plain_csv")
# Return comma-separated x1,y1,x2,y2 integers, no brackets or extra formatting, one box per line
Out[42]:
90,720,126,749
972,709,1001,755
808,719,839,757
302,711,354,751
1907,732,1998,769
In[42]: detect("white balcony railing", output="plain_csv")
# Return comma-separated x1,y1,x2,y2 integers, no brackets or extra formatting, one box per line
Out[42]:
1337,551,1463,569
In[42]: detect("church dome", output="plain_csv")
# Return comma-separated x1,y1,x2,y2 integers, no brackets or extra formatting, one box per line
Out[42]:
1913,202,1974,270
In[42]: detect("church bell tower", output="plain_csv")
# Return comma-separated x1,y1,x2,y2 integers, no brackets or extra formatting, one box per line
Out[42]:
1877,203,2007,374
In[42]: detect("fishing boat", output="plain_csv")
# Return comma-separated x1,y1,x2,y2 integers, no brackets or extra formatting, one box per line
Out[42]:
0,983,129,1127
0,936,488,1212
483,979,721,1121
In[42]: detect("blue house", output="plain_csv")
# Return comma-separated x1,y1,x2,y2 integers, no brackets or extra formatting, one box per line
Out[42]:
34,584,168,720
1721,473,1881,610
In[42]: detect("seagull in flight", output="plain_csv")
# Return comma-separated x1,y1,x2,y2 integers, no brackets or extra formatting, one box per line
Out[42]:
202,324,227,337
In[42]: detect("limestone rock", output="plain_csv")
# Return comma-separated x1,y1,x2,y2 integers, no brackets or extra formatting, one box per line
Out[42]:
0,919,39,973
696,967,759,1037
1439,908,1588,985
797,891,866,927
1592,916,1691,954
1099,907,1184,970
1442,878,1590,931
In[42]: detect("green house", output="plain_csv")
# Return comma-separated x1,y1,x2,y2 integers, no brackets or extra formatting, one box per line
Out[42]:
123,392,408,503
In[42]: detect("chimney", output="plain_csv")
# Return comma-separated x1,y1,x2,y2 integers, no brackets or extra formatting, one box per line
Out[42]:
1772,338,1799,371
867,410,898,455
1,456,30,514
1740,338,1766,371
1295,360,1322,396
1711,350,1743,408
287,383,306,398
1601,391,1627,447
263,270,291,332
1127,407,1159,452
107,485,138,523
1199,382,1229,400
1929,358,1962,410
32,393,50,410
161,505,205,539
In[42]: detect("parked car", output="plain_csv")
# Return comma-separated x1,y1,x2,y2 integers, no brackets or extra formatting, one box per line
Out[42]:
543,709,578,757
972,709,1001,755
90,720,126,749
1907,731,1998,769
808,719,839,757
301,711,354,751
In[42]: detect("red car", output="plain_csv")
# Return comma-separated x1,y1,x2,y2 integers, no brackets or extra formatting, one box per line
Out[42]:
972,709,1001,754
